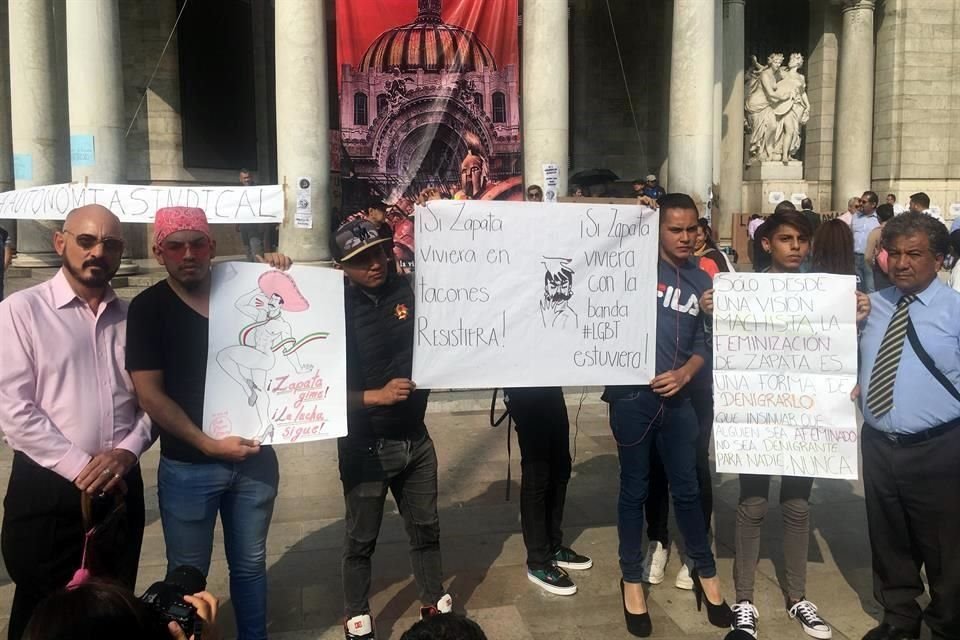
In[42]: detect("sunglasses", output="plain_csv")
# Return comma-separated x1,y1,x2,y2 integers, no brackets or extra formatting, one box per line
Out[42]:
63,230,124,254
160,237,212,259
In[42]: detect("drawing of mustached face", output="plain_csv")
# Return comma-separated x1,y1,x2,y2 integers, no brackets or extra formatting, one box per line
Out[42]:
544,272,573,302
266,293,284,315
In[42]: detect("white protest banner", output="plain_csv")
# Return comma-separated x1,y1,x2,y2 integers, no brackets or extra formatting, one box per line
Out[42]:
202,262,347,445
412,200,658,388
0,183,283,223
712,272,859,480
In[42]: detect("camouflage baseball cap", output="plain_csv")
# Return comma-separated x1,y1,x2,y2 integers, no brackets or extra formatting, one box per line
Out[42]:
331,218,391,262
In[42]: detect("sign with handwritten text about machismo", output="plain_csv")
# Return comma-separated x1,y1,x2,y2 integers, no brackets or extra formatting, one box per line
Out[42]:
0,183,283,223
712,272,859,480
202,262,347,446
411,200,659,388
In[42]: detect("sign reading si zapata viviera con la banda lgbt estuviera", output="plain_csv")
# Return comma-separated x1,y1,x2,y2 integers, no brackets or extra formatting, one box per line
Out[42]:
712,272,860,480
202,262,348,446
411,199,660,388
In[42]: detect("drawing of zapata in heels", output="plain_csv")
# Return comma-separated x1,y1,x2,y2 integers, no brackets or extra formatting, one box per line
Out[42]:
216,270,328,443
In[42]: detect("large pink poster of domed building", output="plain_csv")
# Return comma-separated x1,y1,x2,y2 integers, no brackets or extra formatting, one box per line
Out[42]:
337,0,522,208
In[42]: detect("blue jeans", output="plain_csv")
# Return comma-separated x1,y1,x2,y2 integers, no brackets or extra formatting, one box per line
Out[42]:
158,450,279,640
607,387,717,583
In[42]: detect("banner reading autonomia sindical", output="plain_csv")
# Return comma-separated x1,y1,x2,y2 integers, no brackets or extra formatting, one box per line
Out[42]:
337,0,522,266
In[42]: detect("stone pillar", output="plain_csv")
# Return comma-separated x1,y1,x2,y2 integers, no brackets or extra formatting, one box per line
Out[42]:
522,0,569,198
667,0,716,206
0,0,16,246
9,0,71,267
66,0,143,267
275,0,330,262
719,0,745,240
832,0,875,209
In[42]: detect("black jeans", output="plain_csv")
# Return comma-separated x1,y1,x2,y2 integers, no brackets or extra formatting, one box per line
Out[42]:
645,385,714,545
338,431,444,617
505,387,572,571
2,452,145,640
862,424,960,639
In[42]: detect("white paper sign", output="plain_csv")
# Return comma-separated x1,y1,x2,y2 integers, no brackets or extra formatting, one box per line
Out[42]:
295,176,313,229
202,262,347,445
0,183,283,223
712,273,859,479
412,200,658,388
542,163,560,203
768,191,785,204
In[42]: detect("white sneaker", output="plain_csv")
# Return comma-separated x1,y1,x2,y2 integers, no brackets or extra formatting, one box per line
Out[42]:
731,601,759,638
344,613,375,639
419,593,453,618
789,599,832,639
674,562,694,590
640,541,668,584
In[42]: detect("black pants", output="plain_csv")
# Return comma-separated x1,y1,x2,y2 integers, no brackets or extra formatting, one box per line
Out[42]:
646,386,713,544
505,387,572,571
338,431,443,617
863,424,960,639
1,452,145,640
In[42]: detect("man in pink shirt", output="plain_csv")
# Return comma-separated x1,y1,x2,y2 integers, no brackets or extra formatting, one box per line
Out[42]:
0,205,153,640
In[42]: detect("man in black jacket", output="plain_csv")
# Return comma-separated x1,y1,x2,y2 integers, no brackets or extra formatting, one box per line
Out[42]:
332,219,450,640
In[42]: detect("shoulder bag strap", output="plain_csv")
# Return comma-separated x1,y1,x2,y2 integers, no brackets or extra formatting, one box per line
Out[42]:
906,318,960,403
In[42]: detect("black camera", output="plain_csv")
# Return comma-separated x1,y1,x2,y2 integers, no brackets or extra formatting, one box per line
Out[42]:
140,565,207,638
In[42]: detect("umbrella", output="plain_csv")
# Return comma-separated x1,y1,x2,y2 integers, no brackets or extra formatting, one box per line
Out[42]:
570,169,620,186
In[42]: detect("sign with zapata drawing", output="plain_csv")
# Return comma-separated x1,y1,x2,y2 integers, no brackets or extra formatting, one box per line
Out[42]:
202,263,347,445
337,0,522,263
412,200,659,388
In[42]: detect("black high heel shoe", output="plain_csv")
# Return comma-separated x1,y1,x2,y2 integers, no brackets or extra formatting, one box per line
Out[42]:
690,569,733,627
620,579,652,637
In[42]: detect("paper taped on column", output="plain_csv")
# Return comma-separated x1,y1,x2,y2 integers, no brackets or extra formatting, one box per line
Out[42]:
542,163,559,203
295,176,313,230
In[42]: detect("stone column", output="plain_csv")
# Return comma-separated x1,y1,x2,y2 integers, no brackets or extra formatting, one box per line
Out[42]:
832,0,875,209
522,0,569,198
719,0,745,241
667,0,716,206
9,0,71,267
0,0,16,246
275,0,330,262
66,0,143,266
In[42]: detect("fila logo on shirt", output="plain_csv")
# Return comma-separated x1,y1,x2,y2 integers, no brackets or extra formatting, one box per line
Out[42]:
657,283,700,316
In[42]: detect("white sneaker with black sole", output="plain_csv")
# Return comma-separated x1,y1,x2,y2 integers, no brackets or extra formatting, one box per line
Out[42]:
789,599,832,639
640,541,668,584
344,613,375,639
527,565,578,596
731,600,759,638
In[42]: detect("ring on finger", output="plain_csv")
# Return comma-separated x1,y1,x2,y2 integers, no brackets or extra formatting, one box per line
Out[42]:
101,468,113,476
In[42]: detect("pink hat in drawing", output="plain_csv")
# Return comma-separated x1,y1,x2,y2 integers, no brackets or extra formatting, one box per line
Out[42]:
258,271,309,312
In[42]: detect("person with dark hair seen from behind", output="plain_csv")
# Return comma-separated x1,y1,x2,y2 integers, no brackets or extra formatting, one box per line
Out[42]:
703,208,869,639
23,580,221,640
0,205,152,640
854,191,881,292
526,184,543,202
812,218,856,276
857,211,960,640
332,218,451,640
865,203,896,289
606,193,733,637
399,613,487,640
800,197,822,232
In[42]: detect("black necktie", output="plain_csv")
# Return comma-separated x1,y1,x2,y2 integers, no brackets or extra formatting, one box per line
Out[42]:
866,295,918,418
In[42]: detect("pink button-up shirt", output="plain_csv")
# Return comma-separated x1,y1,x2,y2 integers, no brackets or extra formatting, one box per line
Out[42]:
0,269,153,481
